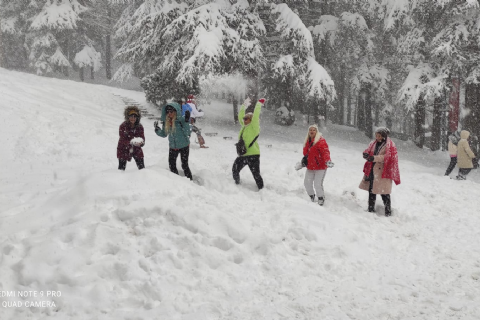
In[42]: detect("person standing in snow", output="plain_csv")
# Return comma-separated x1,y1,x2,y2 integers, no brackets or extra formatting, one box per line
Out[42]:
184,94,208,148
359,127,400,217
117,106,145,170
232,97,265,190
154,103,193,180
301,124,334,206
444,131,460,176
455,130,477,180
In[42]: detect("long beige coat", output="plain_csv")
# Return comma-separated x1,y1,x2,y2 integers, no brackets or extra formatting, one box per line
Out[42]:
457,130,476,169
359,143,393,195
447,140,457,156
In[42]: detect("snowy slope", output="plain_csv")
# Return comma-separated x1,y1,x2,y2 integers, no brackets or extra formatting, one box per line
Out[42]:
1,68,479,320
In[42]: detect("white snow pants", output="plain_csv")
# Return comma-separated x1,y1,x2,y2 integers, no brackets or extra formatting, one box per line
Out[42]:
304,169,327,198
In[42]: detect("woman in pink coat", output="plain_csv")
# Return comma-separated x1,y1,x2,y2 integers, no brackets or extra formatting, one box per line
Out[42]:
359,127,400,216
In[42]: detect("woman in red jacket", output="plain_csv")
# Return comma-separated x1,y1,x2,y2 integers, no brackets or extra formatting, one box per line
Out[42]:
302,125,334,206
117,106,145,170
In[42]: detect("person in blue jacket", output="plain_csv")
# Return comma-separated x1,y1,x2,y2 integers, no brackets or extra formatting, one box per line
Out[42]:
154,102,193,180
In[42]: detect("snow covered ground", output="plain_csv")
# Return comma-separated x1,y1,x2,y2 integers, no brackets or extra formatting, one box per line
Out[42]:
1,68,480,320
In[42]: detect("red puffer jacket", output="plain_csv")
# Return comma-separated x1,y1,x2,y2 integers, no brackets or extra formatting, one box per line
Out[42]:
117,121,145,160
303,137,331,170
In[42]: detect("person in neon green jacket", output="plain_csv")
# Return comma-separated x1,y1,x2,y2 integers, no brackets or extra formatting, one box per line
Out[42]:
232,97,265,189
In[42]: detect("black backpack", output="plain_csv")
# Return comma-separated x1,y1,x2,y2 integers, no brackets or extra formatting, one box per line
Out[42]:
236,130,259,156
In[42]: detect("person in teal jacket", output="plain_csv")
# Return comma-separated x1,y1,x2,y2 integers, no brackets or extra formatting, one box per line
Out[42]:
232,97,265,189
154,102,193,180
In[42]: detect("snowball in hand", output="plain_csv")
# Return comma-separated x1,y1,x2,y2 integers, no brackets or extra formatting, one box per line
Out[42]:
131,137,144,146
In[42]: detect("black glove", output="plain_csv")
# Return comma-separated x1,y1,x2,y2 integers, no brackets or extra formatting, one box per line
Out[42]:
185,110,190,123
367,155,374,162
363,152,369,159
154,121,159,130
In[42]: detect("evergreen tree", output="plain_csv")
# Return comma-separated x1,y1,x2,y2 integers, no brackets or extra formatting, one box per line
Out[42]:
28,0,88,75
262,3,335,121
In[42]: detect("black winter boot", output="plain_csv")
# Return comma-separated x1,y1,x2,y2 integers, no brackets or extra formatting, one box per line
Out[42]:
368,192,376,212
385,206,392,217
309,195,315,202
381,194,391,217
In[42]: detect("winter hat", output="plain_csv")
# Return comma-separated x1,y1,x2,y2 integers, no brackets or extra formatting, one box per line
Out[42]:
165,105,176,112
375,127,390,139
124,106,141,121
308,124,318,131
187,94,195,103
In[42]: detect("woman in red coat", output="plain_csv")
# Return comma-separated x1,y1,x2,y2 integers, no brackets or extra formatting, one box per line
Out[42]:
117,106,145,170
302,125,334,206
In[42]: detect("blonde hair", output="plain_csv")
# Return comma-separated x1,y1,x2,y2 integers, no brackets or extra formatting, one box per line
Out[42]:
304,125,322,145
165,113,177,134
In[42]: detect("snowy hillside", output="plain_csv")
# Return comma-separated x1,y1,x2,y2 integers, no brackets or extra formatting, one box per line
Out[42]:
1,68,480,320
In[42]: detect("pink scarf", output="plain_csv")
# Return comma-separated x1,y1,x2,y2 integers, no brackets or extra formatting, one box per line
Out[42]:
363,137,401,185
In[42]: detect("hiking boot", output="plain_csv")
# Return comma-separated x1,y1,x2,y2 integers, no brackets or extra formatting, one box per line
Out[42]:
385,206,391,217
318,197,324,206
309,195,315,202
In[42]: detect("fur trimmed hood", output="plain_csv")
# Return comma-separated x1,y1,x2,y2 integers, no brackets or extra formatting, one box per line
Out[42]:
124,106,142,123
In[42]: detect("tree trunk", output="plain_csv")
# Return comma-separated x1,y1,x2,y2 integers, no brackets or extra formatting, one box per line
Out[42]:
474,84,480,139
414,95,426,148
374,101,380,126
105,34,112,80
91,66,94,80
357,89,366,133
364,83,373,139
465,83,480,138
347,88,352,126
64,37,69,76
79,67,84,81
336,65,345,125
233,96,238,124
0,17,3,68
431,96,443,151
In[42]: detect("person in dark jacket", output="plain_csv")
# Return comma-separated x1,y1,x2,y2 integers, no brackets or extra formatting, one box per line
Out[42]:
232,97,265,190
301,124,334,206
444,131,460,176
154,102,193,180
117,106,145,170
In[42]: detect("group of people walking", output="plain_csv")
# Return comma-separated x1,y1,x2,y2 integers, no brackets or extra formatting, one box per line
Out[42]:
444,130,478,180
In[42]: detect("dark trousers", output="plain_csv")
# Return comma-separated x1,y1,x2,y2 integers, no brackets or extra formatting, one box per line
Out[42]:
169,146,192,180
232,155,264,189
445,157,457,175
118,158,144,170
368,179,391,215
457,168,472,179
